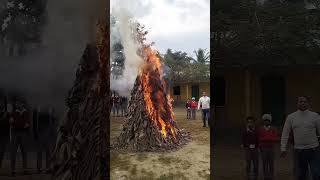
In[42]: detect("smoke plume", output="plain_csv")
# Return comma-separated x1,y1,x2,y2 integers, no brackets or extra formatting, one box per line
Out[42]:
0,0,106,116
110,0,145,97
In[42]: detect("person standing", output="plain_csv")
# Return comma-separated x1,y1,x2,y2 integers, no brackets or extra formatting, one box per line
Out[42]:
280,96,320,180
121,97,128,117
185,98,191,120
114,95,121,117
198,92,210,127
0,102,10,168
190,97,198,120
258,114,279,180
9,102,31,175
33,106,56,173
241,116,259,180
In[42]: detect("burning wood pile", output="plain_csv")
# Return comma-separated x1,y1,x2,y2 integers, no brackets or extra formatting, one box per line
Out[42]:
51,22,109,180
113,47,191,152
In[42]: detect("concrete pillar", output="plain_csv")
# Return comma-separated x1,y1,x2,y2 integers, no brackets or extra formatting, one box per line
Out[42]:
186,84,189,99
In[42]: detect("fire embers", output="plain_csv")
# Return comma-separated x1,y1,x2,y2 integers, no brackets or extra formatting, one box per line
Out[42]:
113,47,190,152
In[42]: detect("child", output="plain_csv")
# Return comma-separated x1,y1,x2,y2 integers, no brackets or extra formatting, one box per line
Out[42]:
242,116,259,180
190,97,198,120
258,114,279,180
185,98,191,119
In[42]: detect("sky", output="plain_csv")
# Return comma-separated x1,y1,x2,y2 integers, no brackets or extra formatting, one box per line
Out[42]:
111,0,210,57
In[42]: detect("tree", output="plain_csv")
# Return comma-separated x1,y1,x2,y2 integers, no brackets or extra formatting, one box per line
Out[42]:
193,48,210,64
213,0,320,66
163,49,210,83
0,0,47,56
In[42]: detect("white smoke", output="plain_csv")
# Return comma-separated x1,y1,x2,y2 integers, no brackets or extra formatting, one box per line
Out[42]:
110,0,145,97
0,0,106,116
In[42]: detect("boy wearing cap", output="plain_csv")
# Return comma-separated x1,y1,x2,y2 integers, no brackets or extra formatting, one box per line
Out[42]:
241,116,259,180
258,114,279,180
190,97,198,120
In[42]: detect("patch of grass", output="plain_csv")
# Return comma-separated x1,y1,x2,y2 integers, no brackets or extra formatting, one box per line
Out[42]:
181,160,192,169
197,170,210,179
136,153,148,162
157,171,188,180
110,152,132,171
157,156,183,165
131,168,156,180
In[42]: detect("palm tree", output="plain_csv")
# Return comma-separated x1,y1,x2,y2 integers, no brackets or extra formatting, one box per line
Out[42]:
193,48,210,64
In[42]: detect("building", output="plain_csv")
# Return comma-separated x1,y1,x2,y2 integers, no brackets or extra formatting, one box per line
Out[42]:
213,63,320,129
169,79,210,103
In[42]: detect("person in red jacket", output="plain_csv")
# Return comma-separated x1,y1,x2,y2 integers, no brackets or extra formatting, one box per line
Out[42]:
190,97,198,120
241,116,259,180
258,114,279,180
185,98,191,119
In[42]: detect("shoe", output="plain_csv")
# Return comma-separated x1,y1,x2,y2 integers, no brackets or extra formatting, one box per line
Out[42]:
11,171,16,177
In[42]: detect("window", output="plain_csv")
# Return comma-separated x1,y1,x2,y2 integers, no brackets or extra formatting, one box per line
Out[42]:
173,86,181,95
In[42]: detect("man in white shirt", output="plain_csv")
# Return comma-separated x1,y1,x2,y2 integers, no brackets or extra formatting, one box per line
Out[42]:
198,92,210,127
280,96,320,180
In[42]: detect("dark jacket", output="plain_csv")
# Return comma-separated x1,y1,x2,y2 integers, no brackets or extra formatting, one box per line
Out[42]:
242,127,259,148
0,111,10,136
10,109,30,130
33,108,55,140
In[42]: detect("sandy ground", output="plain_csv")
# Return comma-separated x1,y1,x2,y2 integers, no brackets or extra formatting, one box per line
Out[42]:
110,107,210,180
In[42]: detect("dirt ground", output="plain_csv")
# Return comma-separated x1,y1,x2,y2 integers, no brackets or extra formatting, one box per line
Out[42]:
110,107,210,180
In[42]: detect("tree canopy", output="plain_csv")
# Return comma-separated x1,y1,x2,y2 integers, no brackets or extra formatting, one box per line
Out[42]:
213,0,320,66
0,0,48,56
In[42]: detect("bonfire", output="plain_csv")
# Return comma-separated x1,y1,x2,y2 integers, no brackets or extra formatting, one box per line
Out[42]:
113,46,191,152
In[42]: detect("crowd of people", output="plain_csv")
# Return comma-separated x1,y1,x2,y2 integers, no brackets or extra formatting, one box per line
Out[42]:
111,94,128,117
0,97,57,176
185,91,211,127
242,96,320,180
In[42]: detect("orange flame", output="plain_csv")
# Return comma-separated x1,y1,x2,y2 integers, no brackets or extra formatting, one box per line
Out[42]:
141,46,176,139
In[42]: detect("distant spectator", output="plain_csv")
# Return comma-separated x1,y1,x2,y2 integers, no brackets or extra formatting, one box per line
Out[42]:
33,106,56,173
241,116,259,180
9,102,31,176
186,98,191,120
190,97,198,120
114,95,121,117
121,97,128,117
198,92,210,127
0,102,10,168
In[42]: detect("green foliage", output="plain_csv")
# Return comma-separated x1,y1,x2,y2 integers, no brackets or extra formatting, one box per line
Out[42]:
164,48,210,83
0,0,48,55
213,0,320,65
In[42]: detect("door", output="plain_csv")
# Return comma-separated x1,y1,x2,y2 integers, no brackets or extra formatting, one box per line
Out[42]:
261,75,286,126
191,85,199,100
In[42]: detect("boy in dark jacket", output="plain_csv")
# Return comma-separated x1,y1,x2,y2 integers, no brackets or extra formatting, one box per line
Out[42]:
186,98,191,119
258,114,279,180
242,116,259,180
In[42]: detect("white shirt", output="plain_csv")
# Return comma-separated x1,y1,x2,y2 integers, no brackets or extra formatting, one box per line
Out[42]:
280,110,320,151
198,96,210,110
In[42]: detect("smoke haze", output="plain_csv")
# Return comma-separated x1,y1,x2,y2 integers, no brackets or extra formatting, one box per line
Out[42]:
0,0,106,116
111,0,145,97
